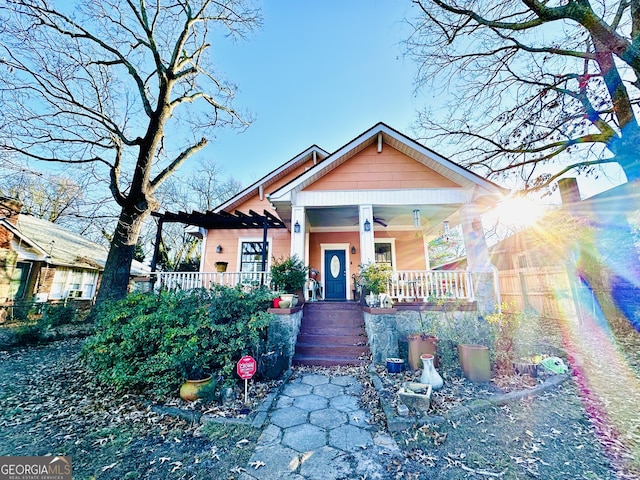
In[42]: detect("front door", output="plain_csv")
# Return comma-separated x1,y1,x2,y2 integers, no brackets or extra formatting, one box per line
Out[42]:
324,250,346,300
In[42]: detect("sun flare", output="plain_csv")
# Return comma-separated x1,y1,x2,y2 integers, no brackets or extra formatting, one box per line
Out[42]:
493,195,547,229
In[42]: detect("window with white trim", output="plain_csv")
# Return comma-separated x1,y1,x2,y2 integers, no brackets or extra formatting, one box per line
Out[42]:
374,240,395,268
240,241,269,273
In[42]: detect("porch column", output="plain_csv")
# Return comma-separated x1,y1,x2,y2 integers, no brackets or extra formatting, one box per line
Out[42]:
290,206,306,262
359,205,375,264
460,203,492,272
461,203,495,314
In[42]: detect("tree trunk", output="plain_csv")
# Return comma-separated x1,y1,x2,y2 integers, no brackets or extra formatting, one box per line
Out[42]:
95,206,149,306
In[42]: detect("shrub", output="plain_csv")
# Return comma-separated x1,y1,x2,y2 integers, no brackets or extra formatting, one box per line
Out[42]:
44,303,76,326
270,255,308,293
486,303,524,375
12,317,51,344
359,262,392,294
81,286,274,398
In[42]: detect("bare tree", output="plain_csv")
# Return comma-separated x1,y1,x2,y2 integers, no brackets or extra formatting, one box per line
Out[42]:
152,157,241,270
406,0,640,191
0,0,260,304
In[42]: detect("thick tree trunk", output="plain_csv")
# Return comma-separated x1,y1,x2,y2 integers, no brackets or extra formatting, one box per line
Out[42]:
95,207,149,306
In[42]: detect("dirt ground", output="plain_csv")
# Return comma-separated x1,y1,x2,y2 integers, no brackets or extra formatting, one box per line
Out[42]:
1,313,640,479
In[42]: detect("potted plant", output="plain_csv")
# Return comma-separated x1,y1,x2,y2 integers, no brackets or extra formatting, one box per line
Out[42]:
215,261,228,272
270,255,308,307
179,366,216,401
359,262,392,307
407,310,440,369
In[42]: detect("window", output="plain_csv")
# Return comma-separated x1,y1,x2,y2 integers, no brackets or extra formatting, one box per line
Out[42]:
240,241,269,274
50,268,98,299
375,242,393,267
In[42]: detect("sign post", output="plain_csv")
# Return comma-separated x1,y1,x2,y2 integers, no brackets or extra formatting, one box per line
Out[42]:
236,355,257,405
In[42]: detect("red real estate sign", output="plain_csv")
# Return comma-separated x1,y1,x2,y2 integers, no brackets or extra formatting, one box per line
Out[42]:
236,355,257,380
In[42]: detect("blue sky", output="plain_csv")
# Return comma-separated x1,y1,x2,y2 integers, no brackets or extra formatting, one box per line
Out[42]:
198,1,418,186
186,0,624,200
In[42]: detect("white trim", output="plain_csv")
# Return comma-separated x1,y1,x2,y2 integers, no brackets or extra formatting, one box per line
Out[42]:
320,243,351,300
293,189,471,207
374,238,397,269
215,145,329,213
236,236,273,272
268,123,508,203
199,227,207,272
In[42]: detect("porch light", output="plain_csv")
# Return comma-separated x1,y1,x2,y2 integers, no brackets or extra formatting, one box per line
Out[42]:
294,221,301,233
413,209,421,229
351,246,356,254
216,244,222,253
364,219,371,232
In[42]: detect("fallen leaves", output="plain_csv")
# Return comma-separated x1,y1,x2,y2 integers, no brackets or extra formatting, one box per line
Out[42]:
249,460,265,469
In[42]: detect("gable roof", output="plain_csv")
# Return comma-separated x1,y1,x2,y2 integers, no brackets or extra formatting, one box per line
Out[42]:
214,144,330,213
268,122,508,204
9,214,149,275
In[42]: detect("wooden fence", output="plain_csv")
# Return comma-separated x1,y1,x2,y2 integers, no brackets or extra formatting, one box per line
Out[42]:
497,266,581,320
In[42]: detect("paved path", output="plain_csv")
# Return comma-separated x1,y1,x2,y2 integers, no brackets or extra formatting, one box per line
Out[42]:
240,372,402,480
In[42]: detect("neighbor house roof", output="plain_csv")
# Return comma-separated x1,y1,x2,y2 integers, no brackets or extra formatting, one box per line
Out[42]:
9,214,149,276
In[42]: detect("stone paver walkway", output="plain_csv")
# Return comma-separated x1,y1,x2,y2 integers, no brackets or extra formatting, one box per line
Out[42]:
240,372,401,480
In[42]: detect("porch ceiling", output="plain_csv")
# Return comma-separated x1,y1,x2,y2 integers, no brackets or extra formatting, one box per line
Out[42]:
306,205,460,235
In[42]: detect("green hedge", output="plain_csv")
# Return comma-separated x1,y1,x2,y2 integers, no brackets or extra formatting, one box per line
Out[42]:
81,286,274,398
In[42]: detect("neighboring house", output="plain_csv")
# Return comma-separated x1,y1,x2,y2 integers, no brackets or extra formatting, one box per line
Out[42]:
0,197,149,304
154,123,507,312
438,178,640,322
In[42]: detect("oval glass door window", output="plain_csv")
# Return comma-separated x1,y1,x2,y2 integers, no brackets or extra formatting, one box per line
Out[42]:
330,255,341,278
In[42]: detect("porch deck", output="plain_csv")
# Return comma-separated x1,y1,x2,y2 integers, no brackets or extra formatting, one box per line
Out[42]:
151,269,476,302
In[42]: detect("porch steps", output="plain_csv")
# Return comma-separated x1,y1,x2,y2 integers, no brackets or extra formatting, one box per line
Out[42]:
293,302,370,367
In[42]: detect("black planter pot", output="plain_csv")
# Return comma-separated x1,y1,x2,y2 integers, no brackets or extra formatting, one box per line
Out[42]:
258,352,288,380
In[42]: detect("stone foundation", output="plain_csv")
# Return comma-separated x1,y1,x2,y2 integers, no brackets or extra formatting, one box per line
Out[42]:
267,306,303,366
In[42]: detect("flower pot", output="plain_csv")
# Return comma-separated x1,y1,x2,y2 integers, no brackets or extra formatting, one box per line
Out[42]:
215,262,228,273
258,352,288,380
398,382,432,413
458,344,491,382
280,293,298,307
420,353,443,390
513,361,538,377
179,375,214,401
386,357,404,373
407,334,438,370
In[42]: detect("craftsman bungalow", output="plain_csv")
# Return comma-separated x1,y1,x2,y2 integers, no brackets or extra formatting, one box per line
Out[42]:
154,123,507,310
152,123,509,365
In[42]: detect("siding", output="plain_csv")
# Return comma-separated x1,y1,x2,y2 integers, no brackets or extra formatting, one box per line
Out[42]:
306,144,460,191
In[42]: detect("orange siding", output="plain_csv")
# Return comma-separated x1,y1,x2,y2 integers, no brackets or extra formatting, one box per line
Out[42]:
203,228,291,271
306,144,459,191
233,161,315,215
375,230,426,270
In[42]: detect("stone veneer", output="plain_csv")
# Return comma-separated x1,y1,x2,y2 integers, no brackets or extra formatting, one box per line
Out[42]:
267,306,303,366
362,304,480,363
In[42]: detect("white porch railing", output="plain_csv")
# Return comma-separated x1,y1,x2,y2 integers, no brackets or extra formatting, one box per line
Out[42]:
151,269,475,302
151,271,271,292
387,270,475,302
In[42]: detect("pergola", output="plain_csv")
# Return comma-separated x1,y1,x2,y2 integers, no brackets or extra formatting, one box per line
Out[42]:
150,209,286,273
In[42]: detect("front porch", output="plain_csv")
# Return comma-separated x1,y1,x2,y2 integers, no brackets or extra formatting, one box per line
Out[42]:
151,268,481,304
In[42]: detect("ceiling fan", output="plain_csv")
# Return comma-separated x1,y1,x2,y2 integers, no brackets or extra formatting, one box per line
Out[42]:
354,216,387,227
